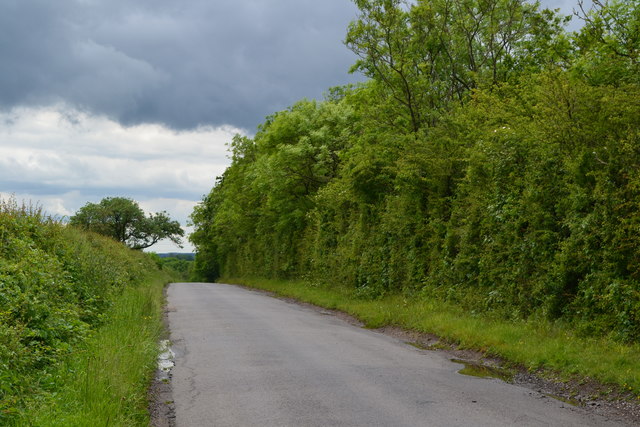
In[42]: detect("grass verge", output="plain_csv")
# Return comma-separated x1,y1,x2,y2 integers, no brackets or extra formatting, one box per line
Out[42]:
225,277,640,399
16,272,168,426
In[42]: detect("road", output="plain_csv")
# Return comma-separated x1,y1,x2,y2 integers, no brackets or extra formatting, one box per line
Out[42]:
167,282,626,426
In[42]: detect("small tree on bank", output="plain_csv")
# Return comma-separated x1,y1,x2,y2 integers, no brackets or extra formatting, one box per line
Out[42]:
70,197,184,250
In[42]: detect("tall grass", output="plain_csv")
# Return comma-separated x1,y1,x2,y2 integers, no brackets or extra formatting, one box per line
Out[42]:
0,196,170,425
19,273,166,426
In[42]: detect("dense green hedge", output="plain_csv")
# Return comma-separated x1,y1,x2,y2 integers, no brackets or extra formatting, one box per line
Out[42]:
0,199,161,420
191,0,640,342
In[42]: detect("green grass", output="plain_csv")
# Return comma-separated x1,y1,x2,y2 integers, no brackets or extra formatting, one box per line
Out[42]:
1,197,174,424
15,272,167,426
225,277,640,398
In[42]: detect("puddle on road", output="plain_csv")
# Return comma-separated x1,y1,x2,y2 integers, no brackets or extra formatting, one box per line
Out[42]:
544,393,580,407
451,359,580,407
451,359,514,382
158,339,175,381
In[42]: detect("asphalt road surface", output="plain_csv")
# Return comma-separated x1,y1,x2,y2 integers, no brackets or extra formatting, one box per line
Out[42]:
167,282,626,426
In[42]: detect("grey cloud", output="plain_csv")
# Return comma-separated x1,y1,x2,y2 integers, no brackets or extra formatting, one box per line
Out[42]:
0,0,587,131
0,0,361,131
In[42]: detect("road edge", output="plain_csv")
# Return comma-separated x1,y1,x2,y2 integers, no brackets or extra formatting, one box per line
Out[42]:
149,283,177,427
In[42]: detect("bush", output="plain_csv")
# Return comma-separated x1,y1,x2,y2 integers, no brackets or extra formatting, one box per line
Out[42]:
0,198,161,421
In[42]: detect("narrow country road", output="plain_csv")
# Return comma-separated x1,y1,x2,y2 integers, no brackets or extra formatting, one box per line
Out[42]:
167,282,626,427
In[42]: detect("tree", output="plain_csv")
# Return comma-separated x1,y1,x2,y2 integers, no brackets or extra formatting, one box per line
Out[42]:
70,197,184,250
345,0,568,133
574,0,640,85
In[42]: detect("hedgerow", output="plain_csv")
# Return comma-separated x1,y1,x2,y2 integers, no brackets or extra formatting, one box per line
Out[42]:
0,198,161,421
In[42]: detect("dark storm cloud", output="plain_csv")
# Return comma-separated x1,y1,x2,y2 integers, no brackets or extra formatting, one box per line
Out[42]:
0,0,361,131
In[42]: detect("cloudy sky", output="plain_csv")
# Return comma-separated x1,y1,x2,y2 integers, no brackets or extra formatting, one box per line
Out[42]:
0,0,586,253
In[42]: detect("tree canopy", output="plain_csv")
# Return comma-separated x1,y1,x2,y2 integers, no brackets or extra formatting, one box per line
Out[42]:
190,0,640,342
70,197,184,250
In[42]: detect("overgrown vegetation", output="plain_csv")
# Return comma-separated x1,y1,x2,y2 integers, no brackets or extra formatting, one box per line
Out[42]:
149,253,195,281
21,272,167,426
191,0,640,344
0,198,169,424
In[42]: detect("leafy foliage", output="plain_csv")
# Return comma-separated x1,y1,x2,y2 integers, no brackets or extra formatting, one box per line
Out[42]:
148,253,195,280
0,197,162,420
70,197,184,250
191,0,640,342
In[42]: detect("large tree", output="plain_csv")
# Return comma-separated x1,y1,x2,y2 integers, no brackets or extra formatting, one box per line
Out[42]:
345,0,568,133
70,197,184,250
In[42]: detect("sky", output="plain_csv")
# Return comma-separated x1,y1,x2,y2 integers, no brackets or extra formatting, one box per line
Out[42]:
0,0,587,253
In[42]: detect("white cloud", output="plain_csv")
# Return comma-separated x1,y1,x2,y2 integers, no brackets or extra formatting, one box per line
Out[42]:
0,191,79,218
139,198,199,252
0,105,240,252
